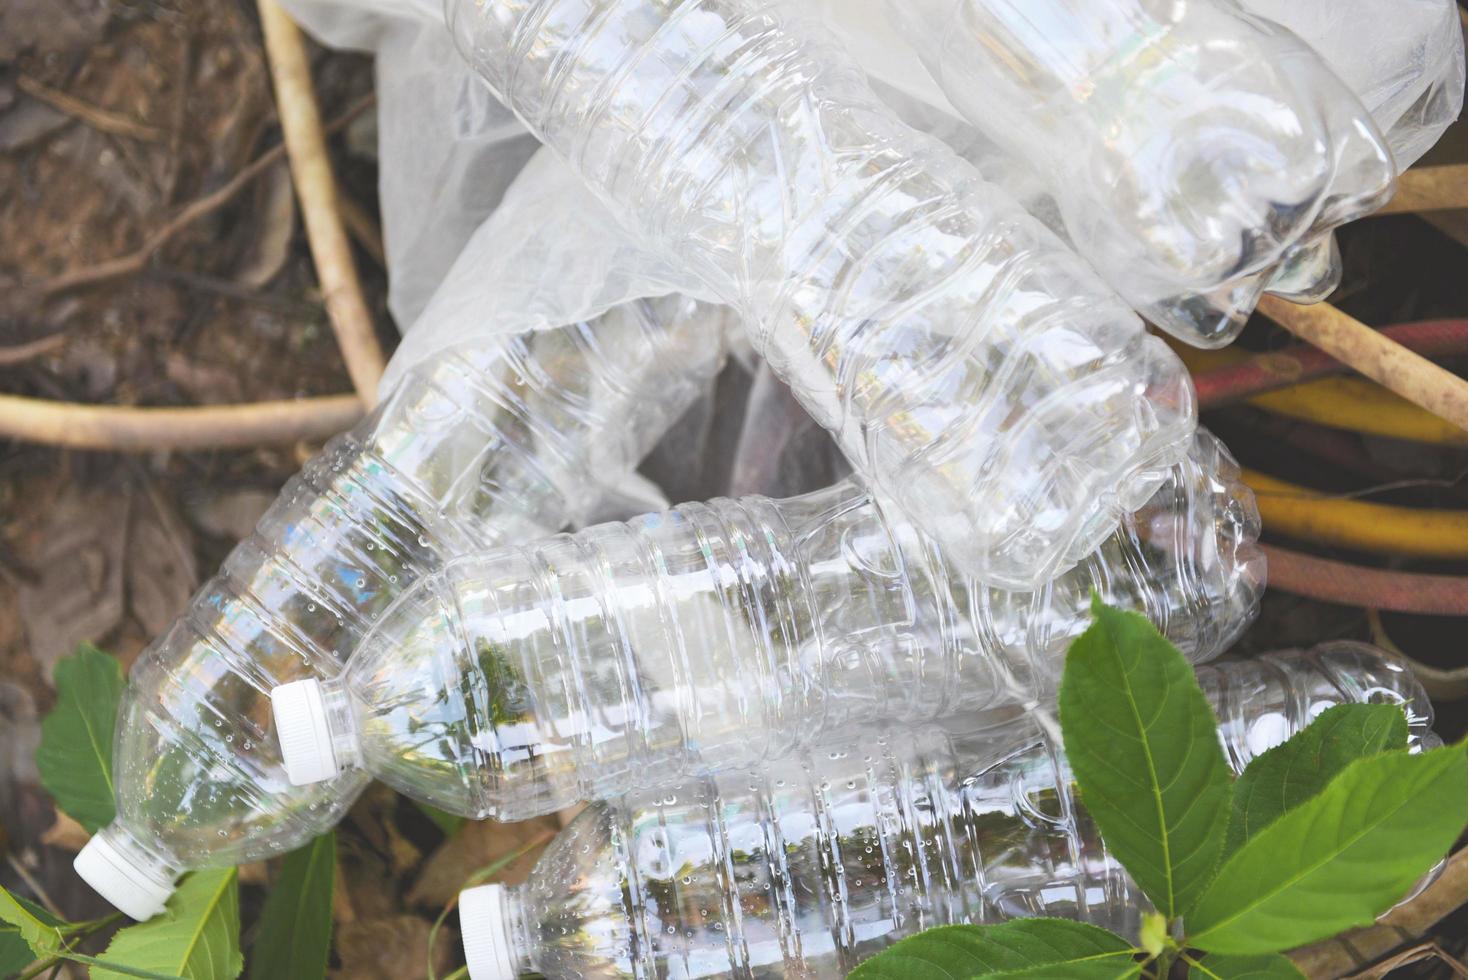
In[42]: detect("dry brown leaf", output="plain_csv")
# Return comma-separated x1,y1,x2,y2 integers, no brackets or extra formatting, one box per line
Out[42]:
234,161,296,288
0,681,40,821
39,810,87,852
184,488,276,542
16,487,129,679
408,815,560,909
331,915,454,980
126,486,199,636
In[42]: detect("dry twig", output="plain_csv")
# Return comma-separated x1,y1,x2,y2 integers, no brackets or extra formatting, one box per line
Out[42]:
0,393,362,451
31,94,374,298
337,192,387,268
16,74,165,142
0,334,68,367
256,0,386,405
1257,295,1468,435
1378,164,1468,215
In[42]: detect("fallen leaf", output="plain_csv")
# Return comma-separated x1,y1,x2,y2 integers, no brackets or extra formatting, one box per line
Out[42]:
0,682,39,822
234,162,296,288
165,351,245,404
38,812,87,853
16,488,128,679
409,814,559,909
126,487,199,636
0,96,69,152
184,488,275,542
0,0,109,61
331,916,452,980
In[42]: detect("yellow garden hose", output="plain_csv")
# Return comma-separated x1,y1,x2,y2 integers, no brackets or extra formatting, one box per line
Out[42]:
1244,469,1468,559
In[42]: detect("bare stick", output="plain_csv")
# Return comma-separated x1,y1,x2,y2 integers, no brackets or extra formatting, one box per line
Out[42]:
1257,295,1468,434
0,393,362,451
17,74,165,142
0,333,68,367
33,94,374,298
256,0,386,406
1377,164,1468,215
337,192,386,268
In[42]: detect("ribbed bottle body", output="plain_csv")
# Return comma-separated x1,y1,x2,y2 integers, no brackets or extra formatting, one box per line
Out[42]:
495,644,1433,978
884,0,1395,347
445,0,1197,588
340,430,1261,820
100,299,725,878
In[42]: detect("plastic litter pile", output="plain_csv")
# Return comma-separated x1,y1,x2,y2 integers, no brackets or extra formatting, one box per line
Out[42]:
67,0,1463,976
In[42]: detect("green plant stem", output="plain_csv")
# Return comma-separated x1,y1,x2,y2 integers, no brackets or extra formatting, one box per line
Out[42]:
11,914,163,980
56,952,184,979
441,968,468,980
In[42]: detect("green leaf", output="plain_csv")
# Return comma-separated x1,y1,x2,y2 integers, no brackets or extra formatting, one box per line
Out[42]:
1059,599,1233,918
1225,703,1408,856
93,868,242,980
35,644,124,833
0,886,64,964
1188,953,1305,979
848,920,1142,979
1188,742,1468,954
246,833,335,980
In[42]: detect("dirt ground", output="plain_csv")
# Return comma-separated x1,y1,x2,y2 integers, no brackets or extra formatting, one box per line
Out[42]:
2,1,1467,977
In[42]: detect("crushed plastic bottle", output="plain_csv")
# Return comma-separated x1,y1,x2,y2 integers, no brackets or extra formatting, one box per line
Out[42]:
457,643,1436,979
72,298,729,920
881,0,1397,347
444,0,1198,589
271,431,1263,821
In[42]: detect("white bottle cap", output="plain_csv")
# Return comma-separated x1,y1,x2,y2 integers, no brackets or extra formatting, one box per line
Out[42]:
74,833,174,920
459,884,518,980
271,679,340,785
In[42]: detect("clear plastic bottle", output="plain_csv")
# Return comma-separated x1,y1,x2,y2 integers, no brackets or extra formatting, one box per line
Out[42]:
271,431,1263,821
73,297,729,920
881,0,1397,347
444,0,1198,588
457,643,1436,979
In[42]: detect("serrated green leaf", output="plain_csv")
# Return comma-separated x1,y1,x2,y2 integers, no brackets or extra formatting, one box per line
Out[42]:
1188,952,1305,979
0,886,64,964
92,868,242,980
1225,703,1407,857
1059,600,1233,918
848,920,1142,980
35,644,124,833
246,833,335,980
0,930,35,978
1188,742,1468,954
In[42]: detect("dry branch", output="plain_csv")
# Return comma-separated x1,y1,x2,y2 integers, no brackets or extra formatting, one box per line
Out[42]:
0,393,362,451
32,94,375,297
256,0,386,406
16,74,165,142
1257,295,1468,435
0,334,68,367
1377,164,1468,215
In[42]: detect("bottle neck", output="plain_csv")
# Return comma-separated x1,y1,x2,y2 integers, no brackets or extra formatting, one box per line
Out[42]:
320,679,364,773
502,888,533,975
97,821,181,886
